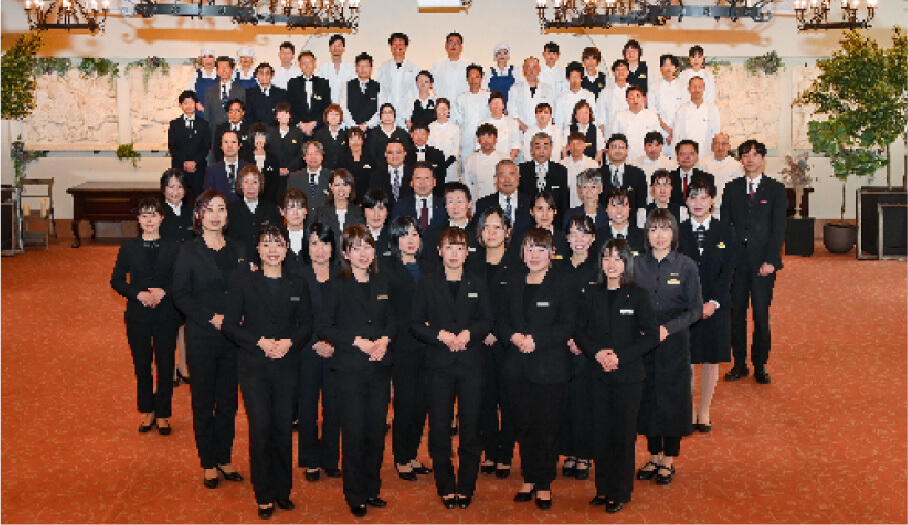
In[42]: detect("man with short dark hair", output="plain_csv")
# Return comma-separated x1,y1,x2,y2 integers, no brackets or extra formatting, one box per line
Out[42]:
340,52,382,131
369,139,413,209
317,34,356,103
214,99,252,163
518,132,570,228
287,51,332,136
168,90,211,201
273,41,301,90
204,130,249,203
463,123,506,201
245,63,287,127
288,140,331,211
599,133,648,211
432,32,471,102
203,56,246,141
406,122,448,185
669,139,715,205
377,33,420,127
390,161,447,232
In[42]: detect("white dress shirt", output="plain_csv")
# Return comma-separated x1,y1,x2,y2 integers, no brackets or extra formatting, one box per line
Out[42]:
428,120,462,182
610,108,662,161
339,79,384,128
678,68,717,103
508,81,555,128
477,115,521,157
377,59,421,127
454,90,492,159
464,150,507,201
539,64,567,98
563,155,600,208
288,228,306,255
524,123,563,162
595,84,630,133
553,88,596,131
317,60,356,103
272,64,302,90
432,58,471,102
672,101,721,155
498,191,521,225
698,154,744,216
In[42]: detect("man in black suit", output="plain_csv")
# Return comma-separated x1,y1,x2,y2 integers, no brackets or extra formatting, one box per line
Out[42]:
593,187,645,255
368,140,412,211
405,122,449,186
267,102,305,181
287,141,331,211
287,51,332,138
474,160,533,241
342,52,382,132
245,62,287,127
720,139,787,385
204,131,250,204
600,133,648,212
390,161,447,232
168,90,211,201
518,131,570,229
203,56,246,143
670,139,715,205
213,99,253,163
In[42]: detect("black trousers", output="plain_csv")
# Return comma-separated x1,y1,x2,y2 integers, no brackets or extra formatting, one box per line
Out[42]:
335,368,391,507
730,261,776,367
427,362,483,497
509,376,566,491
593,381,643,503
186,331,239,469
560,357,594,460
239,354,299,505
297,349,340,470
480,344,516,465
185,171,204,205
391,346,428,466
126,318,177,418
646,435,682,457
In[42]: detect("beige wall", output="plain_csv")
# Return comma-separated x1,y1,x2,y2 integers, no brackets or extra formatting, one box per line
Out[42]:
2,0,906,219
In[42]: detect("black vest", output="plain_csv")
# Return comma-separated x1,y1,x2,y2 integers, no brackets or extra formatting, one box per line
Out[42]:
346,79,381,125
410,98,436,126
570,123,598,159
581,72,607,98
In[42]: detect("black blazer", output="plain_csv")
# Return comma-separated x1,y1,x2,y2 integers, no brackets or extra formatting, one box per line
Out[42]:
245,85,288,127
214,121,253,163
311,203,366,257
574,284,659,383
518,160,571,228
172,237,248,338
226,200,284,263
317,273,396,373
365,126,413,167
384,256,435,355
314,127,347,171
390,195,448,232
203,160,251,204
222,271,314,363
411,271,493,369
497,269,577,384
160,202,195,245
464,246,521,320
600,163,648,211
337,148,377,204
287,167,332,210
249,153,283,205
677,218,736,307
110,237,181,324
267,125,305,174
593,223,646,256
286,75,332,128
563,205,610,233
720,175,787,270
168,116,210,175
474,192,534,241
371,225,394,260
203,82,246,131
405,144,450,183
368,165,414,211
670,168,715,206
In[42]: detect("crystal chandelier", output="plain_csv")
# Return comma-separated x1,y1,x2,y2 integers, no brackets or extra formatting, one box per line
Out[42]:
794,0,876,30
24,0,110,33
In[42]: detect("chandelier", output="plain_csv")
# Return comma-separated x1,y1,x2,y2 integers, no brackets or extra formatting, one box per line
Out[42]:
24,0,110,33
535,0,772,30
133,0,360,30
794,0,876,30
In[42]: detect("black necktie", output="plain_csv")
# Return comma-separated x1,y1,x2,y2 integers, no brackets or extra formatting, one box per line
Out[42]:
419,199,429,231
221,84,228,109
616,232,625,239
696,224,706,253
227,164,236,189
505,196,513,223
309,172,317,197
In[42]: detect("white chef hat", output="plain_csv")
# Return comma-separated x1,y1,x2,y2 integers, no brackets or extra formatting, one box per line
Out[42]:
200,48,216,57
237,47,256,60
492,43,510,60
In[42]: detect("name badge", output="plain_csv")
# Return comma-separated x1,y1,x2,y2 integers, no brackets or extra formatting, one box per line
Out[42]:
377,294,389,300
291,139,298,144
537,301,550,307
759,200,768,204
500,281,508,285
364,164,372,169
717,242,726,249
468,247,476,252
553,255,563,260
552,185,560,189
468,292,478,298
667,279,681,285
383,251,392,257
671,272,679,276
631,251,639,256
620,308,634,315
290,296,301,301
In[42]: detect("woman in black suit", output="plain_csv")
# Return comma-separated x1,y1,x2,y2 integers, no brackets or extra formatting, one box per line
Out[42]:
337,128,375,205
365,103,412,164
110,197,181,435
385,215,434,482
223,224,314,519
575,239,658,513
312,168,365,259
314,104,347,170
634,208,703,485
498,227,577,510
173,189,248,489
525,191,570,262
295,222,343,482
412,226,493,509
465,206,518,479
226,166,283,265
316,224,395,518
247,123,282,206
279,188,310,278
268,101,304,202
362,189,393,260
558,214,598,481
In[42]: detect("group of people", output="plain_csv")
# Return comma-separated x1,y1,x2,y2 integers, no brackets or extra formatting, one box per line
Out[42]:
112,30,788,521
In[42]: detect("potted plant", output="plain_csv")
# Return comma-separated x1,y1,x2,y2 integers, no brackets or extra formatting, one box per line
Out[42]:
780,152,814,218
794,28,907,254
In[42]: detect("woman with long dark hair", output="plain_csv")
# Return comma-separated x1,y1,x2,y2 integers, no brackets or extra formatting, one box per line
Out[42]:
312,168,365,258
159,169,193,388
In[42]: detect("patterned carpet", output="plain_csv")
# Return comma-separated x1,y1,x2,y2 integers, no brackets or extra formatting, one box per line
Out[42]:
2,242,906,524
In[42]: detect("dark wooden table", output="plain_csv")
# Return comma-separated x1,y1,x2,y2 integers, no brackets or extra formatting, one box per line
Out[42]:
66,181,162,247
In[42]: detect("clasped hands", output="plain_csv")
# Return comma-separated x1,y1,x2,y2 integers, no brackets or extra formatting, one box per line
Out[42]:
313,341,335,358
510,333,536,354
258,337,293,359
138,288,166,308
595,349,619,372
353,336,390,361
438,330,471,352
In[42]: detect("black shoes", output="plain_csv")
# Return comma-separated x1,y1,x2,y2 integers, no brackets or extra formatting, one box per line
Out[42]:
366,497,387,508
350,504,367,517
275,498,295,510
605,501,625,513
457,495,472,509
216,465,244,482
754,366,772,384
590,495,608,506
724,366,750,382
411,463,432,475
574,459,590,480
203,475,219,489
157,420,172,436
562,458,576,478
694,419,712,433
176,369,190,384
257,505,274,520
396,466,417,481
496,465,511,479
325,468,342,478
656,465,675,485
480,463,495,475
535,493,552,510
305,469,321,482
513,488,535,502
138,419,156,433
442,496,457,509
636,461,659,481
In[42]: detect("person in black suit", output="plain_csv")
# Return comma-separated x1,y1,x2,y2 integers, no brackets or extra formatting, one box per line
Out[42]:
678,178,736,432
563,169,609,233
498,228,577,510
172,189,248,489
292,221,343,482
406,122,450,184
474,160,534,242
110,197,182,435
342,52,382,132
593,188,646,256
160,169,195,245
267,102,305,200
204,131,250,204
636,169,689,228
411,227,493,509
287,141,332,211
575,238,658,514
600,133,648,212
226,166,284,264
384,216,434,482
368,139,413,211
314,104,348,170
670,139,715,206
519,132,570,228
422,182,478,268
213,99,253,163
287,51,331,137
366,104,413,168
337,128,377,205
360,188,394,260
222,224,313,519
245,63,287,127
168,90,211,202
203,56,246,142
312,168,366,259
521,191,570,261
247,123,282,205
466,206,519,480
316,224,396,518
390,161,447,232
279,188,310,281
721,139,786,385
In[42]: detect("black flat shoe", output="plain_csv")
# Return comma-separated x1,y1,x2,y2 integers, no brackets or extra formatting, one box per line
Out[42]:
203,476,219,489
442,496,457,509
562,459,575,478
291,421,298,431
157,421,172,436
396,467,417,481
605,501,625,513
754,366,772,384
496,465,511,479
480,463,495,475
216,465,244,482
350,504,367,517
697,421,712,432
325,468,342,478
636,461,659,481
305,469,321,482
724,366,750,382
177,370,190,384
411,463,432,474
457,495,472,509
535,493,552,510
574,459,590,480
656,465,675,485
257,505,274,520
514,488,535,502
590,495,608,506
138,420,156,433
173,378,182,387
275,498,295,510
366,497,386,508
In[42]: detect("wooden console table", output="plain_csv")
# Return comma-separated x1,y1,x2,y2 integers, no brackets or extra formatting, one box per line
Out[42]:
66,181,162,247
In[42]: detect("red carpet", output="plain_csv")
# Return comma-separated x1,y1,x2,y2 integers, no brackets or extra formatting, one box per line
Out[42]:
2,242,906,523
